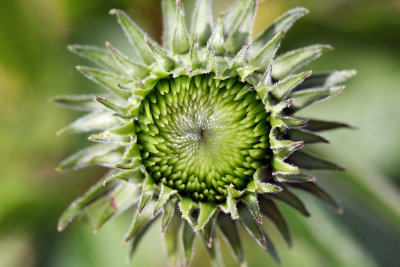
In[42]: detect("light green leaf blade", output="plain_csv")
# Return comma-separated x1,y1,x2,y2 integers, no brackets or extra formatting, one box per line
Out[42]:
76,66,131,99
288,151,345,171
272,44,333,80
57,110,120,135
109,9,156,65
190,0,212,46
172,1,190,54
251,7,309,53
95,181,140,232
52,94,99,111
68,44,121,73
217,213,246,264
164,211,183,266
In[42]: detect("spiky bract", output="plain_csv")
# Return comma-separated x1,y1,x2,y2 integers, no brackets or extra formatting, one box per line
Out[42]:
55,0,355,266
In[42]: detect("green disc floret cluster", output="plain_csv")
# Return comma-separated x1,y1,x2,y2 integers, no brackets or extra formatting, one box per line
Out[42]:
138,74,269,202
55,0,355,266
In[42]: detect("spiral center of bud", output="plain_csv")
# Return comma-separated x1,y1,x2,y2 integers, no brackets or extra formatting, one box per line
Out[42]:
137,75,270,202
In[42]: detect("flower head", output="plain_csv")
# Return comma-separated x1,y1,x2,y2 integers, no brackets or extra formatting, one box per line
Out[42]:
55,0,355,265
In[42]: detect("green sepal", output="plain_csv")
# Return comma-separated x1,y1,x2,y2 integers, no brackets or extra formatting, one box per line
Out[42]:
238,204,279,263
230,44,250,70
105,42,150,79
296,69,356,90
164,211,183,266
126,214,158,261
196,202,218,232
249,30,285,72
286,128,329,145
95,96,128,114
57,143,121,171
290,182,343,213
153,184,177,217
57,172,117,231
270,188,310,216
206,46,218,74
51,94,99,111
288,151,345,171
202,210,218,247
275,173,316,183
226,185,239,219
109,9,156,65
271,71,312,100
268,98,292,115
124,201,155,242
161,198,177,233
272,44,333,80
247,166,282,193
85,147,126,168
303,118,356,132
138,175,156,213
179,197,194,226
94,181,140,233
76,66,131,99
103,168,144,186
57,110,120,135
217,213,246,265
161,0,176,50
251,7,309,54
271,156,299,175
280,116,308,128
242,193,262,223
109,120,136,136
191,0,212,46
223,0,256,52
289,86,345,112
88,131,130,144
189,37,202,70
255,65,273,101
182,220,196,266
204,236,225,267
172,0,191,54
67,44,121,73
236,67,259,82
274,141,304,160
145,39,175,71
259,196,292,246
208,12,225,55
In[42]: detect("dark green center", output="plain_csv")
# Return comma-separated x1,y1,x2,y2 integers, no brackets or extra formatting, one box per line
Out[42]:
137,74,270,202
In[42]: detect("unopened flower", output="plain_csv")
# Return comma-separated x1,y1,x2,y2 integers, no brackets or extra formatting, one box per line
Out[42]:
55,0,355,266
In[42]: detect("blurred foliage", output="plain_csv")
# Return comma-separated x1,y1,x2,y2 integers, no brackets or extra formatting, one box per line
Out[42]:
0,0,399,267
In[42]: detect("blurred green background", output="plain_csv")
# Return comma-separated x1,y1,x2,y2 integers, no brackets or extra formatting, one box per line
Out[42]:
0,0,399,266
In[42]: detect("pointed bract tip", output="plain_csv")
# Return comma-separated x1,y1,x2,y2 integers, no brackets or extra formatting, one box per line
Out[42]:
260,238,267,248
349,69,357,76
322,44,334,51
105,41,112,49
75,65,84,71
337,207,344,214
67,45,77,52
292,6,310,15
206,238,212,248
109,9,119,15
57,224,65,232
